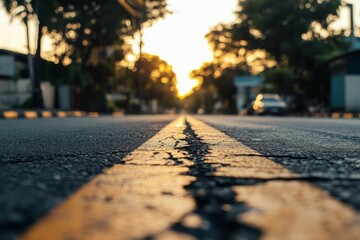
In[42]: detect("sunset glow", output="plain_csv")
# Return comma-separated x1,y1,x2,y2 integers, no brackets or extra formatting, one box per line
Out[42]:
0,0,359,98
141,0,238,97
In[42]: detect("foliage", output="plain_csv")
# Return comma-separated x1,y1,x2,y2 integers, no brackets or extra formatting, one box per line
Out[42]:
2,0,171,112
197,0,348,112
189,62,244,114
119,53,179,113
233,0,342,62
261,66,296,97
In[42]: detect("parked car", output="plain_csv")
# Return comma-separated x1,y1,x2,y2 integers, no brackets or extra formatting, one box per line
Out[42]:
251,94,288,115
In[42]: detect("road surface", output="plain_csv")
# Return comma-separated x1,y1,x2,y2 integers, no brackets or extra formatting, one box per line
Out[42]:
0,115,359,240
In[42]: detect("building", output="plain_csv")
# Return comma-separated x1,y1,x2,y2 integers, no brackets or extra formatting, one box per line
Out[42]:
233,75,262,113
328,49,360,112
0,49,32,109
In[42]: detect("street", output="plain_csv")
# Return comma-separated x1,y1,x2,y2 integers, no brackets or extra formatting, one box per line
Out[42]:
1,115,359,240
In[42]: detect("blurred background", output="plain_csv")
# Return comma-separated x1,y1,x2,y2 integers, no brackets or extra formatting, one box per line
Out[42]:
0,0,359,115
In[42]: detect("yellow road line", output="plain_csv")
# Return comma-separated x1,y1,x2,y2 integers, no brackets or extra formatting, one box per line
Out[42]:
233,182,360,240
187,116,360,240
20,116,195,240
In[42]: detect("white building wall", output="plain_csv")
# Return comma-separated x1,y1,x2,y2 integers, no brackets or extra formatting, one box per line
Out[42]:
345,75,360,111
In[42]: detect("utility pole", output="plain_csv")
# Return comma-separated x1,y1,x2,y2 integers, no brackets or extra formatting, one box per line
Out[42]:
137,1,146,113
347,3,357,50
32,0,43,108
118,0,146,113
23,0,35,102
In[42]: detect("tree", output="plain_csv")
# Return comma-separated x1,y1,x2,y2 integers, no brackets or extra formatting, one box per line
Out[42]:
143,54,178,111
233,0,348,109
201,0,348,112
232,0,342,62
260,66,296,98
118,53,179,113
2,0,58,107
189,62,244,114
2,0,170,111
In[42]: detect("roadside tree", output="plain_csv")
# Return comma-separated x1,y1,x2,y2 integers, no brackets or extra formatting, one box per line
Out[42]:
2,0,170,111
197,0,348,112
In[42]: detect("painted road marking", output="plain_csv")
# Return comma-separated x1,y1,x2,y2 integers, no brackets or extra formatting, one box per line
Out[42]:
88,112,100,117
20,116,196,240
343,113,354,119
187,116,360,240
1,111,102,119
56,111,67,118
20,116,360,240
233,182,360,240
24,111,38,119
41,111,53,118
3,111,19,119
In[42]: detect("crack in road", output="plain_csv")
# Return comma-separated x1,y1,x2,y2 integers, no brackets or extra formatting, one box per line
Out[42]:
157,120,262,240
159,135,182,148
165,152,185,165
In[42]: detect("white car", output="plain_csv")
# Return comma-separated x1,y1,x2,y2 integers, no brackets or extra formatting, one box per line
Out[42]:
252,94,288,115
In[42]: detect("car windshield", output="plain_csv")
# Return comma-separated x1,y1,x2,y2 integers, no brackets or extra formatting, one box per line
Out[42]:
262,97,280,102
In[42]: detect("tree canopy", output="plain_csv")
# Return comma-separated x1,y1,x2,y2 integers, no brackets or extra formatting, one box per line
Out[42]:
190,0,348,113
2,0,171,111
233,0,343,63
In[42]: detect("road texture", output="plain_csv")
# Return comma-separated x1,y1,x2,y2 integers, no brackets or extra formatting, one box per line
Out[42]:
0,115,177,240
196,115,360,211
1,115,359,240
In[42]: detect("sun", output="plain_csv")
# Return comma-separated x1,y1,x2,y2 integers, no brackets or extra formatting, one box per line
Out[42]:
176,76,200,99
141,13,214,98
141,0,238,98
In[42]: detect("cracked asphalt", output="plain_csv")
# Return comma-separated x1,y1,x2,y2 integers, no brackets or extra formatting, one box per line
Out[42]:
0,115,177,240
1,115,360,240
196,115,360,211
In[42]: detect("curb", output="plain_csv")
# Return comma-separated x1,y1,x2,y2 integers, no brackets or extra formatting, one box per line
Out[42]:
238,112,360,119
290,112,360,119
0,110,100,120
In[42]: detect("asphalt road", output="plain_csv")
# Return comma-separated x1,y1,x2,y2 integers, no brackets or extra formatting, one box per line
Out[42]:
196,115,360,210
0,115,177,240
1,114,359,239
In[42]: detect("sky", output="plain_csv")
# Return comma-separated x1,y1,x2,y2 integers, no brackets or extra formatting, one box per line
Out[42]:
1,0,359,97
141,0,238,96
